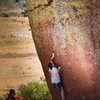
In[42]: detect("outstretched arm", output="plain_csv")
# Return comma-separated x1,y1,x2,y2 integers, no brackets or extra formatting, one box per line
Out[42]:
50,53,55,62
14,96,25,100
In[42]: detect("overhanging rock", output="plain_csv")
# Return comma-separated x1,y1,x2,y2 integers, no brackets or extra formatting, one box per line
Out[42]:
25,0,100,100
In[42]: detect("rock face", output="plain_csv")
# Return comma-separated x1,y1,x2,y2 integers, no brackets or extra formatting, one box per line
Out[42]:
25,0,100,100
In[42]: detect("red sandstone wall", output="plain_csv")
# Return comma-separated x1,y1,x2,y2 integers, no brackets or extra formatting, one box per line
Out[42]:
25,0,100,100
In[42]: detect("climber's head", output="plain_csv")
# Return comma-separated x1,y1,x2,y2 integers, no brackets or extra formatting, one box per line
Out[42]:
48,62,52,69
8,89,15,98
10,89,15,96
48,60,58,69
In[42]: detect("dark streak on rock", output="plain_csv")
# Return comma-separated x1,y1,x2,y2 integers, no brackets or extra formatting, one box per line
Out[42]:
28,0,53,11
72,6,77,12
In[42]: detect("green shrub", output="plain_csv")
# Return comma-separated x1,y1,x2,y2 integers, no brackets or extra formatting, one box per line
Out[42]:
0,96,3,100
40,76,46,82
23,3,26,7
0,12,19,17
1,13,10,17
3,93,8,100
4,14,9,17
21,9,28,17
21,12,25,15
22,72,25,74
18,82,51,100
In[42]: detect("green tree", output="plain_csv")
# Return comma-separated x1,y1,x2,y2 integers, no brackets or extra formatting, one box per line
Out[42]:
18,82,51,100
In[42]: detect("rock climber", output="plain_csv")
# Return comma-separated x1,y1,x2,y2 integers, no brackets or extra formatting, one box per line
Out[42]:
48,53,65,100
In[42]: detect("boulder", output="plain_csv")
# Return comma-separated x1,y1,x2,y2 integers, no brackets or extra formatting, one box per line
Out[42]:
25,0,100,100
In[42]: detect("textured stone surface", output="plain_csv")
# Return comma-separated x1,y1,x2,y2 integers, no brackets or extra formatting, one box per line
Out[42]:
25,0,100,100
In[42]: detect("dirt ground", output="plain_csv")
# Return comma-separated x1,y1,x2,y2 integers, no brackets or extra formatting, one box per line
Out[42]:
0,17,44,96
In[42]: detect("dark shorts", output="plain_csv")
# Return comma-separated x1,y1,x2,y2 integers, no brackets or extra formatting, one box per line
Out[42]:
55,82,64,92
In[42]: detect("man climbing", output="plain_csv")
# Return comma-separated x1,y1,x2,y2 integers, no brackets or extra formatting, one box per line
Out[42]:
48,53,65,100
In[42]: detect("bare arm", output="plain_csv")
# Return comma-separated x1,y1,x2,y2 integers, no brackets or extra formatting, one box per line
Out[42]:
50,53,55,62
14,96,25,100
56,72,59,77
50,56,54,62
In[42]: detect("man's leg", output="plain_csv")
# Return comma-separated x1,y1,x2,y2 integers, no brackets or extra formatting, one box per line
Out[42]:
61,91,65,100
56,82,65,100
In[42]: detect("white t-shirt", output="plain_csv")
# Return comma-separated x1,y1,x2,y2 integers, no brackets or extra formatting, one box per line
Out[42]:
50,67,60,84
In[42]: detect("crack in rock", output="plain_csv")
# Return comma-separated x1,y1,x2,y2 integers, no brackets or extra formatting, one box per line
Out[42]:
28,0,53,11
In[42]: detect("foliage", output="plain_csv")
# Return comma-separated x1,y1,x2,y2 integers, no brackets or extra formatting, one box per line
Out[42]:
18,81,51,100
1,13,10,17
0,12,19,17
0,96,3,100
3,93,8,100
1,77,51,100
23,3,26,7
21,9,28,17
21,12,25,15
40,76,46,82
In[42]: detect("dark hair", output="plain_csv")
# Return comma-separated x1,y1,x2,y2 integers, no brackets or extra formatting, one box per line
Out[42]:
48,62,52,69
8,89,15,100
